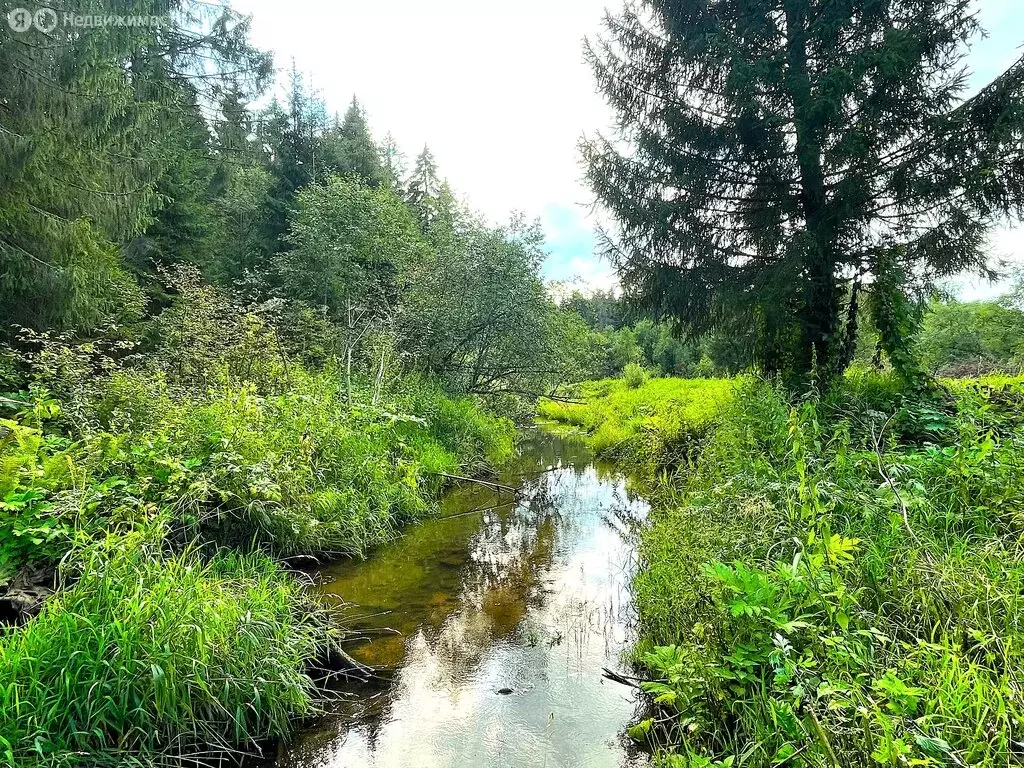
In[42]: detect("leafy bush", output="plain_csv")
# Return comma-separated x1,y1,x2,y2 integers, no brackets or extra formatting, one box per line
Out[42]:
0,262,521,767
622,362,649,389
0,529,331,767
0,415,80,579
916,299,1024,376
0,367,514,572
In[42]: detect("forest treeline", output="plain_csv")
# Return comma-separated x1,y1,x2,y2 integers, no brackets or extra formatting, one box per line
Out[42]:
565,283,1024,380
0,0,598,403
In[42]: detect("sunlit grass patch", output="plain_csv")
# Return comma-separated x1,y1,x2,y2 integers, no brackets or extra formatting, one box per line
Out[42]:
538,376,734,470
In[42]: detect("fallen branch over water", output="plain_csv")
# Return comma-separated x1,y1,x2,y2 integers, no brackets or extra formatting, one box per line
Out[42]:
602,666,643,689
432,472,519,494
440,499,518,521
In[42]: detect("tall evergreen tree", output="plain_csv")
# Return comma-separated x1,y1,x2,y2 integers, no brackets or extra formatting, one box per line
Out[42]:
584,0,1024,381
379,132,407,190
322,97,385,186
0,0,271,332
406,145,441,231
260,67,326,250
126,73,219,276
213,83,258,163
0,1,160,332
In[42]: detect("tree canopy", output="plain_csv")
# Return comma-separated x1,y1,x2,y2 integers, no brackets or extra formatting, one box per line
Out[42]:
585,0,1024,383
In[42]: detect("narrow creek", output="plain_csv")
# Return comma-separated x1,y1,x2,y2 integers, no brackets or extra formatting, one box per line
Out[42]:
277,428,651,768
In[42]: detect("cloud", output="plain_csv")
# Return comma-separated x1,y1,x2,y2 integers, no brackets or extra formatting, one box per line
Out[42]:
539,203,617,293
948,225,1024,301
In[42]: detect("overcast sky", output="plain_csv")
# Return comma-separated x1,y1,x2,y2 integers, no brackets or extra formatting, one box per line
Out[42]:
231,0,1023,300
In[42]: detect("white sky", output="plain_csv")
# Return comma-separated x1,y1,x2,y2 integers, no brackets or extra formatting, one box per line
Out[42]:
231,0,1023,300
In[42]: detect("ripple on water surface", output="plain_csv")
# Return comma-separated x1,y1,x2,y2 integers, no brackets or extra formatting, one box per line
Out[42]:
278,430,651,768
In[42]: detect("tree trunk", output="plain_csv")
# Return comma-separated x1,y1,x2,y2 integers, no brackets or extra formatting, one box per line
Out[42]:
345,299,354,408
784,0,840,383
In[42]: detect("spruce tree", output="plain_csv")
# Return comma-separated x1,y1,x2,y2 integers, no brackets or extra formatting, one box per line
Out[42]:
584,0,1024,381
379,132,408,190
323,97,385,186
0,1,159,332
0,0,271,332
406,145,441,231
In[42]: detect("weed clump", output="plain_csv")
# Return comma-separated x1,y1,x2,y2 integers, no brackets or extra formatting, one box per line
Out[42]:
623,362,649,389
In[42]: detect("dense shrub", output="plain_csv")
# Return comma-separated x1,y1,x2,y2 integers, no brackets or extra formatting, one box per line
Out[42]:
1,368,514,575
622,362,649,389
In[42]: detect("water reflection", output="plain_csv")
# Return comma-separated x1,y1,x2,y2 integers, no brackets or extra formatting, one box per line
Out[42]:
279,430,650,768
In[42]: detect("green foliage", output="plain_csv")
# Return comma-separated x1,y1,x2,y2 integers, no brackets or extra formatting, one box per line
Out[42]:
562,292,753,379
210,164,276,283
405,145,442,229
584,0,1024,382
321,97,386,187
0,367,513,571
562,289,625,331
618,373,1024,767
867,264,930,390
622,362,649,389
0,0,270,335
0,417,76,580
404,211,587,397
0,258,517,766
0,528,331,767
539,377,733,471
917,299,1024,376
277,176,423,320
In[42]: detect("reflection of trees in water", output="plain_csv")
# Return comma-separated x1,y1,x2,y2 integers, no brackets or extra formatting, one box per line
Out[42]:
411,474,561,675
294,443,652,759
341,471,564,744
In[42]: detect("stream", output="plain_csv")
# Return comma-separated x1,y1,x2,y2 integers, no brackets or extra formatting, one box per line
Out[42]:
276,428,651,768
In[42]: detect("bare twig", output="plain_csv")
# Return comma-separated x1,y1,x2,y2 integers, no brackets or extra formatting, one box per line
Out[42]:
871,412,922,545
432,472,519,494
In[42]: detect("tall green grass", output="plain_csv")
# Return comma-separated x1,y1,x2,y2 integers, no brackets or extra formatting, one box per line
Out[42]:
558,372,1024,768
0,528,331,767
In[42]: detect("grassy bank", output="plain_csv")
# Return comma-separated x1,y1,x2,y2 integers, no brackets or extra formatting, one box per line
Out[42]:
0,529,330,767
537,375,733,471
0,365,513,766
543,372,1024,768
